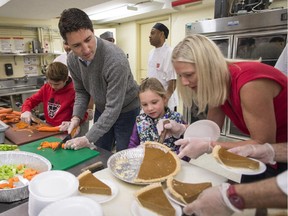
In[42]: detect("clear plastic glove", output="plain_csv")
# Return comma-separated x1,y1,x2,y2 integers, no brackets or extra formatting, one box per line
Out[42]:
67,116,80,134
20,111,32,124
156,119,186,139
64,136,96,150
175,137,211,159
87,109,94,121
229,143,276,164
183,183,237,216
58,121,70,132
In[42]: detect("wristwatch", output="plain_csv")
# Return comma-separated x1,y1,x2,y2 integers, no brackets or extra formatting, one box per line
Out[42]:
227,184,245,210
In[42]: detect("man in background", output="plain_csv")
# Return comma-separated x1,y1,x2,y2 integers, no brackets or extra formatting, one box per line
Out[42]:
148,23,178,111
100,31,115,43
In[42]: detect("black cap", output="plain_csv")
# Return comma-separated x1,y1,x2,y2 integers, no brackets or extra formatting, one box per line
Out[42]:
153,23,169,39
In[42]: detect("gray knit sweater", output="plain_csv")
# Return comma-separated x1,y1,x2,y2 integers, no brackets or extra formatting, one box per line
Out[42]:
67,37,140,143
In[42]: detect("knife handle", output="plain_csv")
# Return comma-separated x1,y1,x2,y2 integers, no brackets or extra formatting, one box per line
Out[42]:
80,161,104,173
158,120,170,144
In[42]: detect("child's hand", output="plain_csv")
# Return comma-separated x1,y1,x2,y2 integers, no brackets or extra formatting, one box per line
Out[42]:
58,121,70,131
20,111,32,124
156,119,186,139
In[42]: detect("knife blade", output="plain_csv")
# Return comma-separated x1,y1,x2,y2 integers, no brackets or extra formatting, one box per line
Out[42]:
29,115,39,125
54,126,79,151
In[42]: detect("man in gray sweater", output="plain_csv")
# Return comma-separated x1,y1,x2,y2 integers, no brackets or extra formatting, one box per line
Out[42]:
58,8,140,151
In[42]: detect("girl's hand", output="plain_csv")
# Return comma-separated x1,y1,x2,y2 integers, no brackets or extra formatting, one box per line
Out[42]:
156,119,186,139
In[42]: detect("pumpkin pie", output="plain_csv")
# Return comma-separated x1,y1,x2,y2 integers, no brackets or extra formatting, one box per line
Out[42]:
167,177,212,204
213,145,260,170
134,141,181,183
135,182,175,216
77,170,112,195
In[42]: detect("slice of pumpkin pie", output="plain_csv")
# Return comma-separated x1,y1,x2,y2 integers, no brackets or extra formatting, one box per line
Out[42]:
167,177,212,204
77,170,112,195
213,145,260,170
135,182,175,216
134,141,181,183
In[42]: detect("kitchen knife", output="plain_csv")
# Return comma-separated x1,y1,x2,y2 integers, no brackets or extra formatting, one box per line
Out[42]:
80,161,104,173
54,126,79,151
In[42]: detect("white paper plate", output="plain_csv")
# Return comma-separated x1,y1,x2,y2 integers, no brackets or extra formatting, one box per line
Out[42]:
29,170,79,200
79,178,118,203
39,196,103,216
164,189,185,207
216,157,267,175
184,120,220,141
131,199,182,216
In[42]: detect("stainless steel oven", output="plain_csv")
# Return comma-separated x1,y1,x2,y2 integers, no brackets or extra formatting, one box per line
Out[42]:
185,8,287,140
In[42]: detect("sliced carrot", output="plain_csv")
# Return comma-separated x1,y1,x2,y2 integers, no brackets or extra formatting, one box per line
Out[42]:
17,164,23,171
15,121,29,129
37,126,60,132
38,141,61,150
0,183,12,189
23,168,38,181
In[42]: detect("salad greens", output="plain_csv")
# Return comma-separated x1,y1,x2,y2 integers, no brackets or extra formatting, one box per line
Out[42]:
0,164,26,180
0,144,18,151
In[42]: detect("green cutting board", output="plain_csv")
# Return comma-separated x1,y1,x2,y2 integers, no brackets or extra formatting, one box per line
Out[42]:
19,137,99,170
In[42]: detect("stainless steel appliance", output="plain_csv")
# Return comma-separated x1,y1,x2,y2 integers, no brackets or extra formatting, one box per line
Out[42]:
185,8,287,140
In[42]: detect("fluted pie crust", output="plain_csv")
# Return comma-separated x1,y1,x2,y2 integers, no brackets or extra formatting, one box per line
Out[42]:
135,182,175,216
167,177,212,204
134,141,181,183
213,145,260,170
77,170,112,195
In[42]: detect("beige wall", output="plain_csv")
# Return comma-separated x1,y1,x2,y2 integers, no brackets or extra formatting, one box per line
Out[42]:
0,0,286,80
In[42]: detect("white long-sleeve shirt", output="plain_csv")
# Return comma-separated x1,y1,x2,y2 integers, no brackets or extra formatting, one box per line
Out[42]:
148,43,178,110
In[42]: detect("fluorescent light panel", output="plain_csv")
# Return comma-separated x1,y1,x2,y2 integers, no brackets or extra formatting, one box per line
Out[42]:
0,0,10,7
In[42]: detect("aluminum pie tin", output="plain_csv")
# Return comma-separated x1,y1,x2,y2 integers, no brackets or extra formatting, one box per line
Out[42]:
107,147,146,185
0,151,52,202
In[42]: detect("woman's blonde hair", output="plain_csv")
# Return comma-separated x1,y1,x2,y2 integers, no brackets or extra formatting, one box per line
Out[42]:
139,77,166,99
46,62,68,82
172,34,230,112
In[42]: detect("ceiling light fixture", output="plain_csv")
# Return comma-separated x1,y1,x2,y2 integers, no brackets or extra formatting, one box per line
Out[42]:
127,5,138,11
0,0,10,7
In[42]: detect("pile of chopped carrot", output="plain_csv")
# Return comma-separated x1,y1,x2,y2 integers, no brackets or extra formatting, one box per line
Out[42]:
0,176,19,189
23,168,39,181
15,121,29,129
0,107,21,124
37,141,64,150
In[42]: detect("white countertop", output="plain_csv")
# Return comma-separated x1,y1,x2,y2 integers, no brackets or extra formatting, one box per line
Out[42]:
0,160,263,216
98,160,227,216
